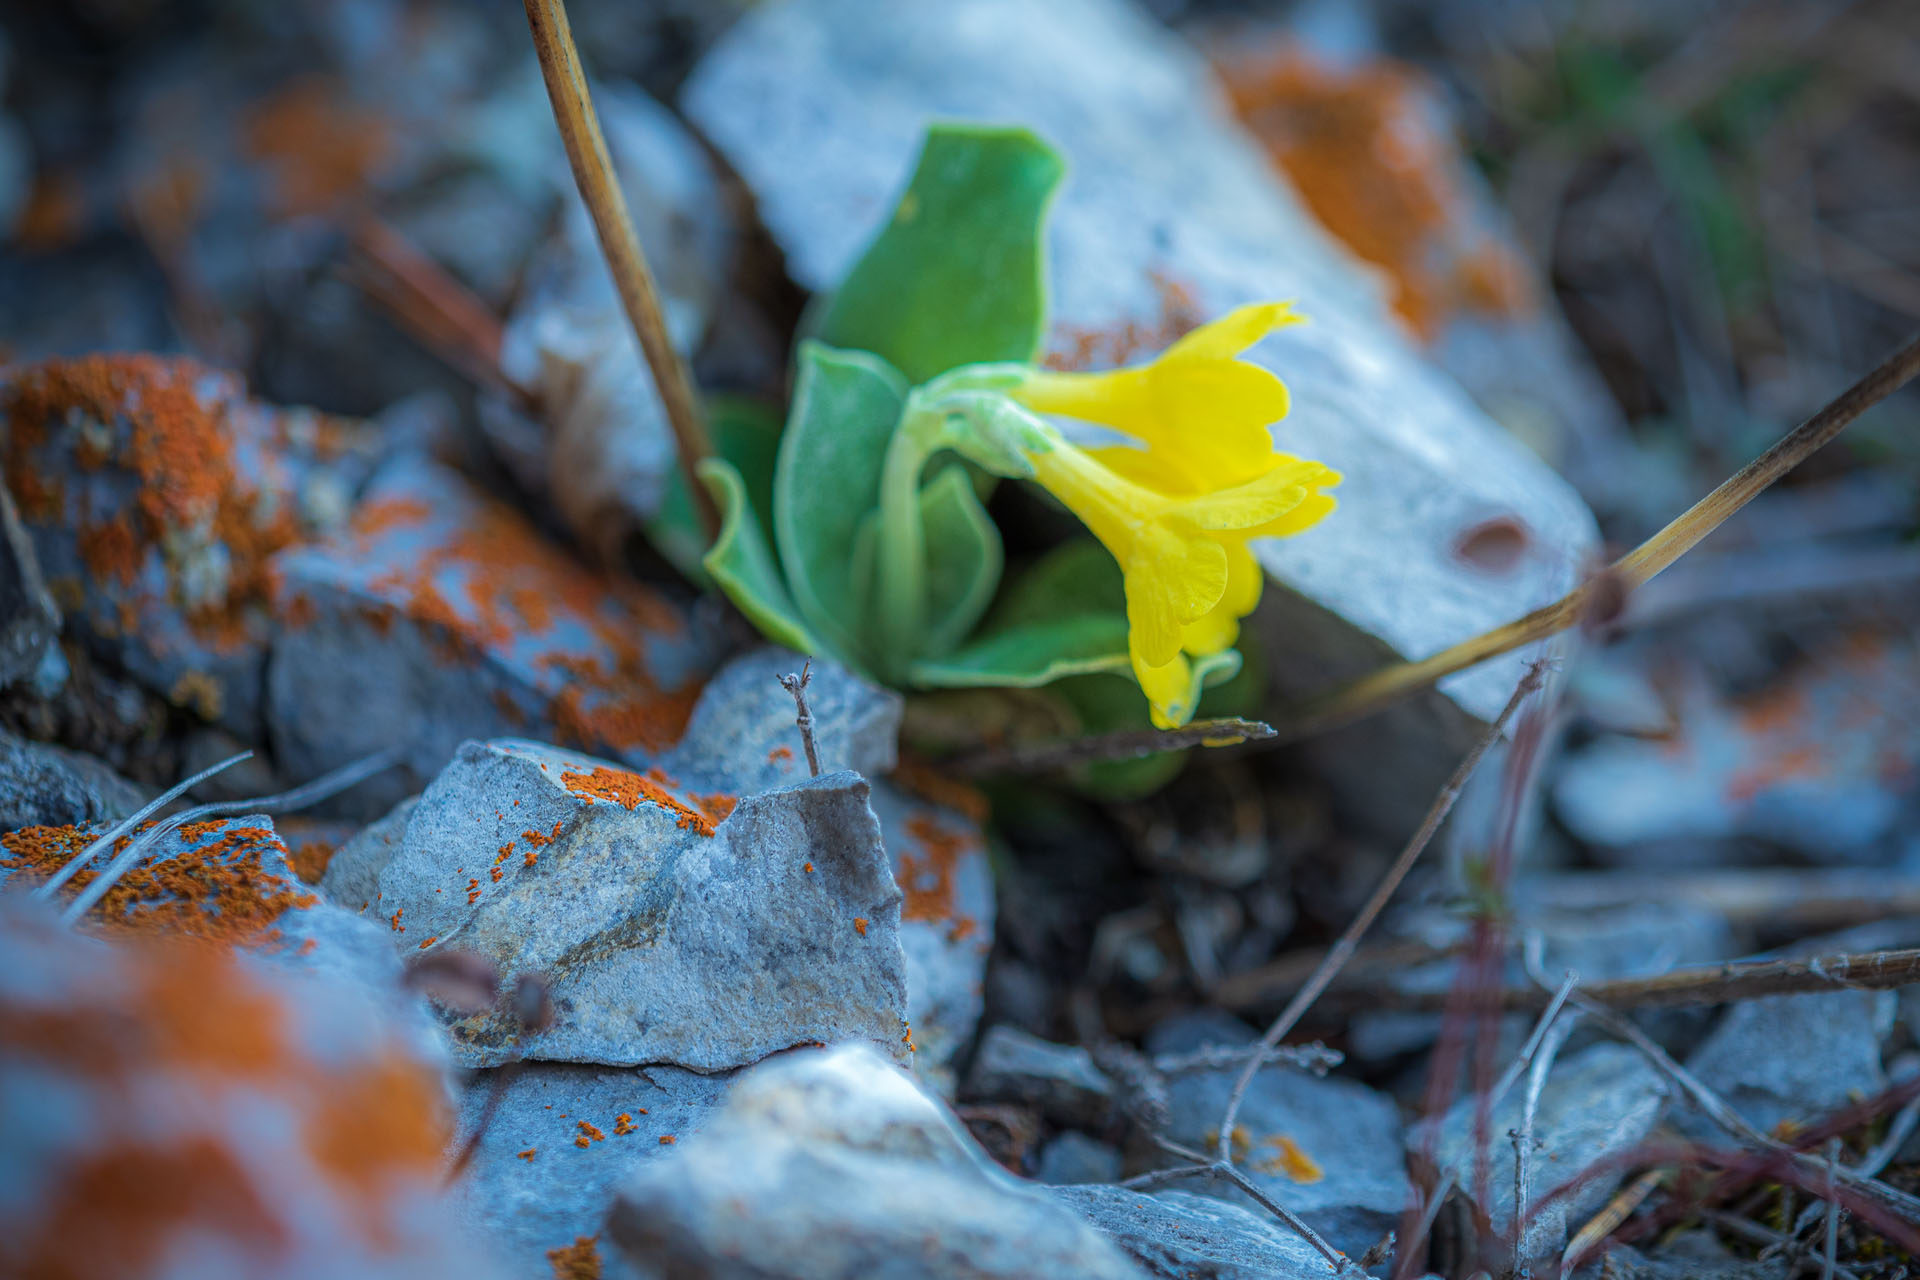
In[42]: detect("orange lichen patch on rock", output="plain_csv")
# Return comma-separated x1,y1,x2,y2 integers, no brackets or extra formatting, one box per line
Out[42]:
895,811,979,932
1045,271,1203,371
573,1119,606,1149
1251,1134,1324,1183
768,746,794,764
612,1112,638,1136
658,1135,676,1146
803,862,815,874
8,1136,290,1280
0,821,315,948
1,355,309,653
1216,45,1535,341
1726,744,1826,806
888,759,990,825
854,917,868,937
558,766,729,836
417,936,438,949
240,76,394,220
77,515,143,586
693,792,738,824
348,495,433,542
547,1234,603,1280
303,1050,450,1241
287,839,336,886
519,1148,538,1161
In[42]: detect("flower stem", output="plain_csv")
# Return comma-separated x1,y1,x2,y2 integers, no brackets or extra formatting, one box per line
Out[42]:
874,405,935,672
521,0,718,538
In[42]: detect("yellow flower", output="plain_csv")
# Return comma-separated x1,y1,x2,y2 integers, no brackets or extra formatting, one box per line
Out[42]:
1024,440,1339,728
1010,301,1306,495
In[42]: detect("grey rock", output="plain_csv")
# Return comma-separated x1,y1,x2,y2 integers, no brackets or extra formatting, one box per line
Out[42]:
1682,993,1887,1140
0,728,149,829
320,795,419,913
637,647,994,1083
606,1043,1149,1279
0,484,57,688
1055,1185,1335,1280
265,453,715,817
966,1025,1116,1129
1037,1132,1124,1186
3,359,392,740
371,737,909,1070
682,0,1599,831
1429,1043,1669,1267
452,1060,735,1279
1149,1018,1409,1256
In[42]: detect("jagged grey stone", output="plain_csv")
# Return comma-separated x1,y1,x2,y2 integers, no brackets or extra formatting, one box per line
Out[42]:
1429,1042,1669,1268
1055,1185,1336,1280
638,647,993,1084
319,795,418,913
682,0,1600,829
371,737,909,1070
452,1060,735,1280
0,728,149,830
1681,992,1887,1141
965,1025,1116,1128
605,1043,1148,1279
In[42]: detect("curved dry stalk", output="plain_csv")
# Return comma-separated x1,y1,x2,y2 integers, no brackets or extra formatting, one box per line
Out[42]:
33,750,254,901
521,0,717,537
1214,660,1548,1162
1277,330,1920,743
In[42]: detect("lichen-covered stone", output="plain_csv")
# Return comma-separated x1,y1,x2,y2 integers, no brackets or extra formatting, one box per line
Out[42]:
369,737,909,1070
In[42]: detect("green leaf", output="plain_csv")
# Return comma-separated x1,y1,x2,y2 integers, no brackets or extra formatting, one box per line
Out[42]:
773,342,909,668
647,395,784,585
908,539,1126,688
917,464,1003,657
817,123,1066,385
697,458,819,656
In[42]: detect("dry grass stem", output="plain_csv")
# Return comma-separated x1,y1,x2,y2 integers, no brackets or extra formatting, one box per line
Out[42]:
777,661,822,777
949,716,1275,776
1276,329,1920,743
34,749,255,901
521,0,718,536
1214,660,1549,1162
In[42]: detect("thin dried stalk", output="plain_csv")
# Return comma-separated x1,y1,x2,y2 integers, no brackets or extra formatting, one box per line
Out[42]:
1276,330,1920,742
1215,660,1548,1162
948,717,1274,776
521,0,718,536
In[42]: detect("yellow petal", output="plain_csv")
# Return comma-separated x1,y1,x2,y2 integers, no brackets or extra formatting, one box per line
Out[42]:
1132,648,1196,730
1161,300,1303,363
1178,542,1263,658
1243,490,1338,539
1008,366,1153,434
1124,525,1228,668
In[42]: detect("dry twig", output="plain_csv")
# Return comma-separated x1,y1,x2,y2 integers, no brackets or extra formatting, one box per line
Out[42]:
777,661,821,777
948,717,1274,777
521,0,718,536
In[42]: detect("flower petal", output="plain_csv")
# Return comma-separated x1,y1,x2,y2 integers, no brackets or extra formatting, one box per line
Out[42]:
1243,490,1338,539
1162,300,1303,363
1124,525,1228,667
1132,648,1196,730
1177,542,1263,658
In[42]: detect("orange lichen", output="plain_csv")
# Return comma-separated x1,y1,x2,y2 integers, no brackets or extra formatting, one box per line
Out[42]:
612,1113,638,1136
896,811,978,929
286,839,335,886
854,917,868,937
547,1234,603,1280
1,355,310,654
417,936,438,949
303,1050,450,1239
803,862,814,874
1216,46,1535,341
0,821,315,948
349,495,433,541
658,1135,675,1146
240,76,394,219
888,759,991,825
519,1148,538,1161
1252,1134,1324,1183
768,746,794,764
558,766,728,837
573,1119,606,1149
389,906,404,933
693,792,737,824
1045,271,1202,371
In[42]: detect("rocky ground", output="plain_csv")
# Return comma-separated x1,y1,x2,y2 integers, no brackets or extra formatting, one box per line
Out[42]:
3,1,1919,1278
